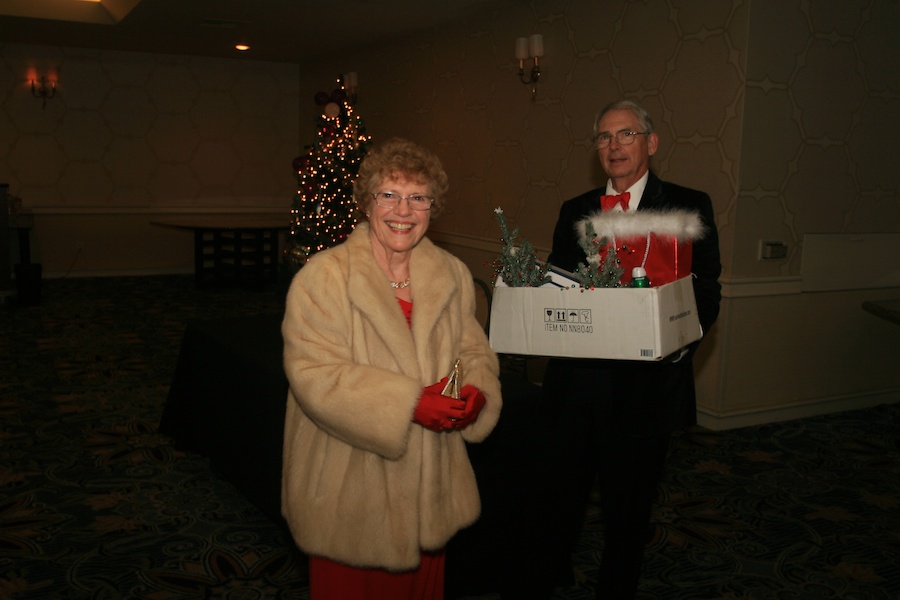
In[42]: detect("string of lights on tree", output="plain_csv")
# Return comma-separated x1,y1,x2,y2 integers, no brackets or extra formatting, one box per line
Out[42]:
285,74,372,271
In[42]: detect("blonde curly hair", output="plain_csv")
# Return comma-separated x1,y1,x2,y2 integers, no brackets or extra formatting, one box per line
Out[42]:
353,138,449,219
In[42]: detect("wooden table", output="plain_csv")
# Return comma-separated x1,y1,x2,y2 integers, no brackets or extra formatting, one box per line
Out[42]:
152,216,288,286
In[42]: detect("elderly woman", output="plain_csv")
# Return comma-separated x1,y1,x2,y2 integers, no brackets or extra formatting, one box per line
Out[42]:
281,137,502,599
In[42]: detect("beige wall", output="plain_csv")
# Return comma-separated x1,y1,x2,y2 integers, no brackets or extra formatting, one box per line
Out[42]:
0,44,300,275
2,0,899,428
736,1,900,277
714,0,900,426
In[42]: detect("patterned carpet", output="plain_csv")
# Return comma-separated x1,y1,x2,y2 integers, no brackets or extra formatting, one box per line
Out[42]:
1,275,899,599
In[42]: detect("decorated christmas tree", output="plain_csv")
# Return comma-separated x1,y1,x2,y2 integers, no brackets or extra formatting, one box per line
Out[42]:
285,74,372,271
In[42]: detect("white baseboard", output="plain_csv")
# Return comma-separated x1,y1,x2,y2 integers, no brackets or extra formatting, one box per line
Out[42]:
697,389,900,431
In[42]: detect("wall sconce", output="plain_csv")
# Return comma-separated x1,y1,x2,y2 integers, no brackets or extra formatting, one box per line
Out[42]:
31,76,57,109
516,34,543,101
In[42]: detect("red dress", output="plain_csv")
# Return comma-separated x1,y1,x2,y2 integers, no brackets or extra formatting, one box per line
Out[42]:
309,551,444,600
308,298,446,600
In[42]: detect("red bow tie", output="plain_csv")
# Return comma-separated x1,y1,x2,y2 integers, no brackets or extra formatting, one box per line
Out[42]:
601,192,631,212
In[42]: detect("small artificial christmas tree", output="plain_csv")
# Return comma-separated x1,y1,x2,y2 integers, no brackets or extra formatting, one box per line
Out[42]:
573,220,623,288
489,207,623,289
285,74,372,271
490,208,550,287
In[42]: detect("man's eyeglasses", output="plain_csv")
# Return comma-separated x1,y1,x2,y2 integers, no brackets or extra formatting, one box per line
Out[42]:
594,130,650,149
372,192,434,211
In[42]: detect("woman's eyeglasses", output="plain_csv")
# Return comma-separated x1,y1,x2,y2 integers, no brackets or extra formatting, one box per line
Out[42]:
372,192,434,211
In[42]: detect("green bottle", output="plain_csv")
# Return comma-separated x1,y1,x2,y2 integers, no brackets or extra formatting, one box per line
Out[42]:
630,266,650,288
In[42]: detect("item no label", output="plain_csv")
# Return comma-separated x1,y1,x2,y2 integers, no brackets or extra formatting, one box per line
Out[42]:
543,308,593,333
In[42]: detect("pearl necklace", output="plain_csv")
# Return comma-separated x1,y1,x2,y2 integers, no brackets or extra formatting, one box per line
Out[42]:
390,277,411,289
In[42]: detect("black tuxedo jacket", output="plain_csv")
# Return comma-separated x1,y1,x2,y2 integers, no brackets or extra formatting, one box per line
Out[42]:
544,171,722,434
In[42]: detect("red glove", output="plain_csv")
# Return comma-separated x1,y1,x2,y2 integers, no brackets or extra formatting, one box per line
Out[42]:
454,385,486,429
413,378,468,432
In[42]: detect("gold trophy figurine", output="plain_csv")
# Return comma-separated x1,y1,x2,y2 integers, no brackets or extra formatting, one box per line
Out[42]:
441,359,461,399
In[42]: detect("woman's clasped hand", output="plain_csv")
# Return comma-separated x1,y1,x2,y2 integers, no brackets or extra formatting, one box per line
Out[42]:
413,378,487,432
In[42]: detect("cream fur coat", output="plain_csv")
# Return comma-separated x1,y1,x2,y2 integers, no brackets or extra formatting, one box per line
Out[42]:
281,223,502,571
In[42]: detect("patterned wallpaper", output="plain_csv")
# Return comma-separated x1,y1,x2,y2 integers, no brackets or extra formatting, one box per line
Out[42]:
737,0,900,278
0,44,299,212
2,0,897,281
301,0,898,283
301,0,750,279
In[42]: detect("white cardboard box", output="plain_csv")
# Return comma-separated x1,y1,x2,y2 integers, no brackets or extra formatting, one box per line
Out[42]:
489,276,702,361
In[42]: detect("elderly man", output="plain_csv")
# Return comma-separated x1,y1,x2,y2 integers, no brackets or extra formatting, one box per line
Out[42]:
539,99,722,599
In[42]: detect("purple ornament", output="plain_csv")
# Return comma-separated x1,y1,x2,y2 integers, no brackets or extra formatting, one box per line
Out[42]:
331,88,347,103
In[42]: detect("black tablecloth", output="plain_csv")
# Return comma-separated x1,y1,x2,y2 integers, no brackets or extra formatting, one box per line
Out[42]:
159,315,289,522
159,314,570,597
